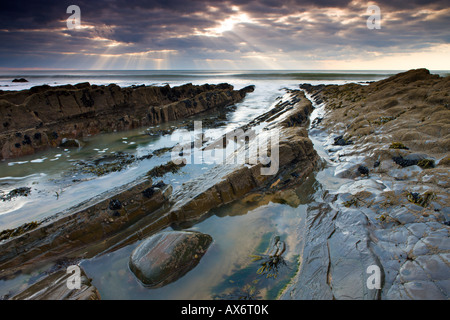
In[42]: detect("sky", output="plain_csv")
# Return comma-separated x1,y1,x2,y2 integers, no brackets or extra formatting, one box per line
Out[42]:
0,0,449,70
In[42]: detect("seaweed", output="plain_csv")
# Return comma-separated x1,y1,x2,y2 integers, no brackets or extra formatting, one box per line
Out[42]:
333,135,353,146
407,191,436,207
0,221,41,241
343,198,359,208
146,161,186,178
251,255,287,279
358,165,369,176
250,236,287,279
389,142,409,150
417,159,435,169
213,285,262,300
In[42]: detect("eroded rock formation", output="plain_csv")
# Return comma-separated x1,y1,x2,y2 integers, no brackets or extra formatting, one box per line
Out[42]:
0,82,254,159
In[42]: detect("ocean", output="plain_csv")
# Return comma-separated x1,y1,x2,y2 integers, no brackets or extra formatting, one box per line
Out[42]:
2,69,449,92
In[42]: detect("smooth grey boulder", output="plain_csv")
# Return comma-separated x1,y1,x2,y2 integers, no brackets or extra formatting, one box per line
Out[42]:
129,230,212,288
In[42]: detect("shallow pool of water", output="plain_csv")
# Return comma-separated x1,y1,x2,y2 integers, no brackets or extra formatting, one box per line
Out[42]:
81,197,310,300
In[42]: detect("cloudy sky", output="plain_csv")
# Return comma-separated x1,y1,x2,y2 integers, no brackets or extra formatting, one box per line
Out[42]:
0,0,449,70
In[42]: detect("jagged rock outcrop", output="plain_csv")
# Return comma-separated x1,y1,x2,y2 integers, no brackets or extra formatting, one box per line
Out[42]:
0,82,254,159
300,68,450,156
2,69,447,300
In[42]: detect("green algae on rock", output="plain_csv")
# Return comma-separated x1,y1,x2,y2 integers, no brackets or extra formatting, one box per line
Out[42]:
417,158,435,169
406,191,436,207
389,142,409,150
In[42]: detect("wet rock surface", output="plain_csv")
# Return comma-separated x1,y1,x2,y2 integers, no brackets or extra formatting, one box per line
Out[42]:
0,178,173,275
283,69,450,300
129,231,212,288
167,90,318,226
0,82,254,159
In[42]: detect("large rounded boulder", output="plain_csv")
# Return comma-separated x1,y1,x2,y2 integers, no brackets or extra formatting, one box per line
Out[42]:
129,230,212,288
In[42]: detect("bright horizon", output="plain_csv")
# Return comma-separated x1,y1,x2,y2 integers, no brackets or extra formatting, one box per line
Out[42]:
0,68,449,72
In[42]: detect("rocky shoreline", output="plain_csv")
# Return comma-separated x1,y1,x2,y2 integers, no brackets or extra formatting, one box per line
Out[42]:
0,83,319,299
0,69,448,300
0,82,254,159
281,69,449,299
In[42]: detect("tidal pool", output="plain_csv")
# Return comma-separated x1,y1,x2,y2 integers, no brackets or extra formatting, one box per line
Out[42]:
80,195,312,300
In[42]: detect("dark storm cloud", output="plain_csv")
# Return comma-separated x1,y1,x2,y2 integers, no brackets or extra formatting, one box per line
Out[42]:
0,0,449,68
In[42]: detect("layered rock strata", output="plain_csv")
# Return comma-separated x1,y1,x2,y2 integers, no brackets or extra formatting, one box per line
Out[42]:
167,90,319,226
0,82,254,159
0,178,172,276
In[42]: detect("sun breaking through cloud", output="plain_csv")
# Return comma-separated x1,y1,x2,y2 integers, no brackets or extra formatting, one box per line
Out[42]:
0,0,448,70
